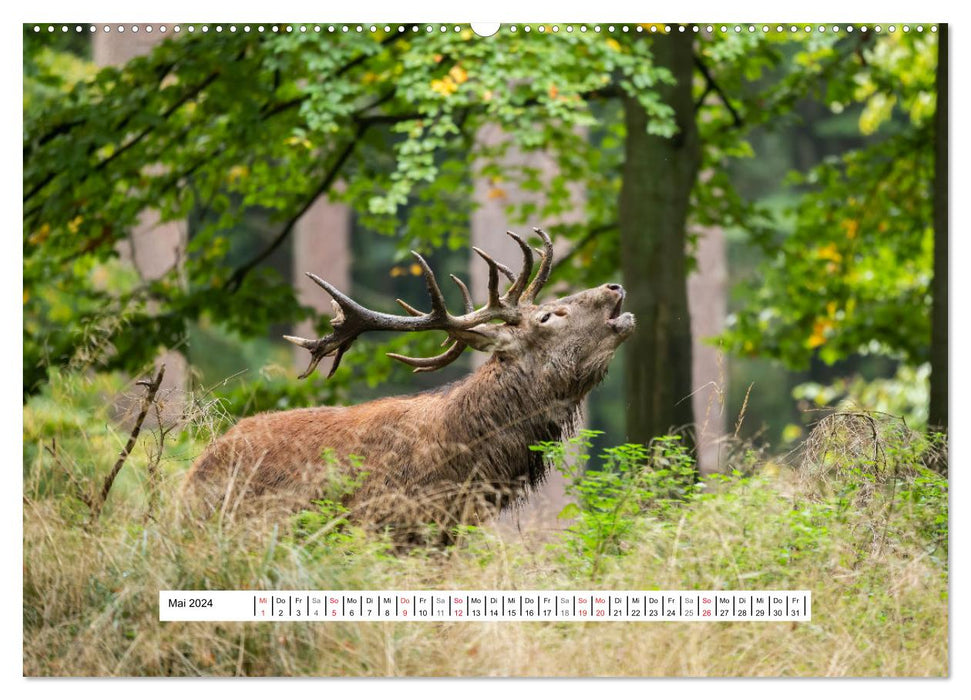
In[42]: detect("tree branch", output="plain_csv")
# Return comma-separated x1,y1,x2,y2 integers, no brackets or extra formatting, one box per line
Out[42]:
693,54,743,128
550,221,618,275
224,125,367,292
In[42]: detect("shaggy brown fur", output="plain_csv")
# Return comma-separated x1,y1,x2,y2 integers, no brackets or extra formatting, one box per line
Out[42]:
185,284,635,530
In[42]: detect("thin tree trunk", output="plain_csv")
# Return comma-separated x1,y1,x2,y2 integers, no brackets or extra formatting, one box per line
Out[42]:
929,24,948,432
620,31,700,453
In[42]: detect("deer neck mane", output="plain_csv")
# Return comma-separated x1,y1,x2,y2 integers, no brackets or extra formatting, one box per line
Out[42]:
432,355,582,490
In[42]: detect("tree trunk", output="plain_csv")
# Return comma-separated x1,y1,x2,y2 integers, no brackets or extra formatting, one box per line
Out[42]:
292,194,352,377
929,24,948,433
471,123,578,532
620,31,700,452
94,25,187,425
688,220,727,473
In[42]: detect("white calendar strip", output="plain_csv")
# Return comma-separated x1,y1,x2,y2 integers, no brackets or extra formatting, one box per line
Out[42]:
160,590,811,622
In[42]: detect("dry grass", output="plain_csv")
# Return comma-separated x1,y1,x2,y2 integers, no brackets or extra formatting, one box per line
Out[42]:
23,471,947,677
22,375,948,677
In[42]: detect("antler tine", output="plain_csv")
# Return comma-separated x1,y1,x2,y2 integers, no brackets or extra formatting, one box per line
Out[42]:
283,334,316,349
496,262,516,283
387,339,468,374
306,272,363,322
522,227,554,303
502,230,534,304
450,274,475,313
410,251,449,317
396,298,424,317
472,247,501,309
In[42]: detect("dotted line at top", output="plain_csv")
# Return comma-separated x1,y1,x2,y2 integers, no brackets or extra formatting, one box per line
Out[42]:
31,24,939,35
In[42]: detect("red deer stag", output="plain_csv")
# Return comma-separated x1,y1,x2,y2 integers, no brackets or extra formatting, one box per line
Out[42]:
185,228,635,532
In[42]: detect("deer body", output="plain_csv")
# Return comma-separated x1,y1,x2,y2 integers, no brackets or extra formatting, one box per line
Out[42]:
185,230,635,529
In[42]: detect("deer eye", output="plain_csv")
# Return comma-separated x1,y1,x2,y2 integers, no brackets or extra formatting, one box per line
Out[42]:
539,312,552,323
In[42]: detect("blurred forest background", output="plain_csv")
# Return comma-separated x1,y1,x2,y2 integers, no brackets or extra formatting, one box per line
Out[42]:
23,22,946,486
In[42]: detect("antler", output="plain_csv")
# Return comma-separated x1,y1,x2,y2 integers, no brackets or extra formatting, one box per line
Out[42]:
285,228,554,378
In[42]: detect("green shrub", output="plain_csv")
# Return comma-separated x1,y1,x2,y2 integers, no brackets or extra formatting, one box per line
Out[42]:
532,431,698,575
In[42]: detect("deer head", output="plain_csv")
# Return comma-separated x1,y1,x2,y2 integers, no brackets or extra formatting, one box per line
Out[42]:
284,228,636,394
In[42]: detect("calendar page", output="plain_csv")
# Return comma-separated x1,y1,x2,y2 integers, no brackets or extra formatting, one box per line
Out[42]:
22,12,949,680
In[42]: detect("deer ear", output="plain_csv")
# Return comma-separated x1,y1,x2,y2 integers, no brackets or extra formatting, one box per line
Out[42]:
451,324,516,353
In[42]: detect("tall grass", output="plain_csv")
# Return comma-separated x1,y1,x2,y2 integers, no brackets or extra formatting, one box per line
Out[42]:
22,372,948,677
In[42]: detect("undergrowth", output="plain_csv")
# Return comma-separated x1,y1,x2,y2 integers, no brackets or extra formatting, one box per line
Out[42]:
22,371,948,677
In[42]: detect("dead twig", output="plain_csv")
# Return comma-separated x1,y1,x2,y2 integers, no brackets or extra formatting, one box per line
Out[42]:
92,365,166,520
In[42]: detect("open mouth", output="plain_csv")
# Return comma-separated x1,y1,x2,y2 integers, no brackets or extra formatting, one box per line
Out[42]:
606,292,635,336
608,291,625,320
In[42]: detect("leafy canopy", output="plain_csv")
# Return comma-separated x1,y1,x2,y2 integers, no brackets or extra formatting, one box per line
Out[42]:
24,25,935,398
